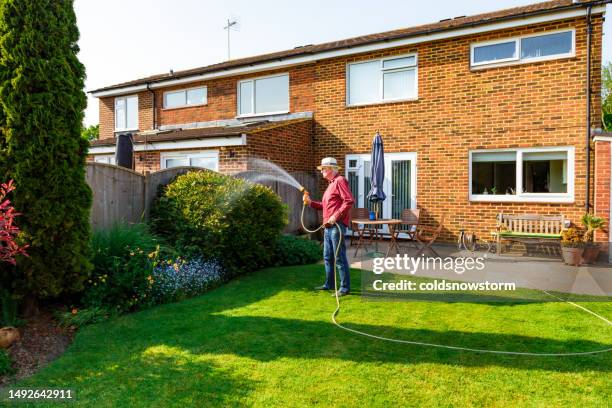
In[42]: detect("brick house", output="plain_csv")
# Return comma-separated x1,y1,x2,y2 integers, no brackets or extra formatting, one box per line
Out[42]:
89,0,610,243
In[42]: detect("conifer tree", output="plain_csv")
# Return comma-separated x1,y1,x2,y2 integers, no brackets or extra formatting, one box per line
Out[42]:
0,0,92,298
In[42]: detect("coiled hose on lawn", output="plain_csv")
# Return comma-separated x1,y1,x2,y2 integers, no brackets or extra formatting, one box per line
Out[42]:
300,203,612,356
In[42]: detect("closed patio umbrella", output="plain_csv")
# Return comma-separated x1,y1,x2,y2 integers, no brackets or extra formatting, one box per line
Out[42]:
367,131,386,214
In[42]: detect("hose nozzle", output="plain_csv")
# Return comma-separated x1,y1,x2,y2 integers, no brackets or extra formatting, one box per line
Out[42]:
299,186,310,204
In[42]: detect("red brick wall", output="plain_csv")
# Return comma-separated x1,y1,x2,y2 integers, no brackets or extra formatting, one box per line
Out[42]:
594,140,610,243
129,146,250,175
311,16,603,241
99,97,114,139
98,66,316,139
247,119,314,173
155,67,315,128
98,91,155,140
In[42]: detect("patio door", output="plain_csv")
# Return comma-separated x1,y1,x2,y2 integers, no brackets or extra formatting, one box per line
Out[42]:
346,152,417,234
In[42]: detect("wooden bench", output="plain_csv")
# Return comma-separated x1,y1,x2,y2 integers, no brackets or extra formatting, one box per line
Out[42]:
494,213,565,255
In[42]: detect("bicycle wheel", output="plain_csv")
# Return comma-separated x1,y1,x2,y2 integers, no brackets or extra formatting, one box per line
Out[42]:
462,232,477,252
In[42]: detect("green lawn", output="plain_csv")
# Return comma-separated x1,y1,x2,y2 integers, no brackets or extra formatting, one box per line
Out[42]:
7,265,612,407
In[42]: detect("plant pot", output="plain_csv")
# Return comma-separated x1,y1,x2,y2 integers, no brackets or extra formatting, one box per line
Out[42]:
582,244,601,265
561,246,584,266
0,326,20,349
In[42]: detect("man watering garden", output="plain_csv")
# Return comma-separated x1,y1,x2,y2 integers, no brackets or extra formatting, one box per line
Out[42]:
303,157,354,296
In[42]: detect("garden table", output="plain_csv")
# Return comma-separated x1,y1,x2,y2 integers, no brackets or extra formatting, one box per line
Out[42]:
351,218,402,257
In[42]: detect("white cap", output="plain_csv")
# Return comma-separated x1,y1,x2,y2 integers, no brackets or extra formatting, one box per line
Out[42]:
317,157,339,170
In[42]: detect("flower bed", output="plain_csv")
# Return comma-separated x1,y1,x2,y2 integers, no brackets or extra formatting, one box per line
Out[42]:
151,257,223,303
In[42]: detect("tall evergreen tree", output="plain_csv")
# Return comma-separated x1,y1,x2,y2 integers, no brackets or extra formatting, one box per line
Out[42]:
0,0,92,298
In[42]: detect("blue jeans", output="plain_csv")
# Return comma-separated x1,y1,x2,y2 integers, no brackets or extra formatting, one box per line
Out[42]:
323,223,350,293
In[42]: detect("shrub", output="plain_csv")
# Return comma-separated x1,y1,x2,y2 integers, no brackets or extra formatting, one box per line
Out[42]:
0,180,28,265
581,213,605,243
151,257,223,304
55,306,109,329
81,223,166,314
0,348,13,376
271,235,322,266
561,227,585,248
151,171,287,277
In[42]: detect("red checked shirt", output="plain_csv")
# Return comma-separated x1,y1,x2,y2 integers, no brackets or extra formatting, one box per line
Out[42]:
309,174,355,226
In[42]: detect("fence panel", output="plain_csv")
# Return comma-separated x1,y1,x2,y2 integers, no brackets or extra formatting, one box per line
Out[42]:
86,164,319,233
86,163,145,230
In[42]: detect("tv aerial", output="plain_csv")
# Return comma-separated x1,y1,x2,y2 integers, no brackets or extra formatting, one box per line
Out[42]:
223,16,241,61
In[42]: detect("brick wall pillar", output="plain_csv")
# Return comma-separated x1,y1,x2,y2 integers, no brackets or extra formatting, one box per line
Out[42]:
593,137,612,259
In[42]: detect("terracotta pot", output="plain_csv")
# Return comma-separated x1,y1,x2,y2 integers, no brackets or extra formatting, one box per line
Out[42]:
582,245,601,265
0,326,20,349
561,247,584,266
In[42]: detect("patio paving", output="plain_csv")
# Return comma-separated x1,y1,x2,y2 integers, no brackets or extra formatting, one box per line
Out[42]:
347,239,612,297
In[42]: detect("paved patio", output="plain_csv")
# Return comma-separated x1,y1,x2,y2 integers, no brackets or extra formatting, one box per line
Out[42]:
347,239,612,296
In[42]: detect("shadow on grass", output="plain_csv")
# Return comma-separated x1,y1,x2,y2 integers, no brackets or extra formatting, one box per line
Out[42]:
78,265,612,376
15,264,612,401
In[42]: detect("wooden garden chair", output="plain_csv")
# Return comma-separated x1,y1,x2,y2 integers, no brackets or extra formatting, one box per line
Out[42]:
395,209,420,250
415,215,445,257
350,207,374,248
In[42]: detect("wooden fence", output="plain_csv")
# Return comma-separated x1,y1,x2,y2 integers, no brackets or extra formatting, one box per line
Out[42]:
86,163,318,232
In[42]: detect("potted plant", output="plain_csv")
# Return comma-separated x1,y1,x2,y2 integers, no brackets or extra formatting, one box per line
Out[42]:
560,227,585,266
581,213,606,264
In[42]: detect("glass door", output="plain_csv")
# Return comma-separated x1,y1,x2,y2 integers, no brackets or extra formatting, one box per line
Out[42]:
346,152,417,234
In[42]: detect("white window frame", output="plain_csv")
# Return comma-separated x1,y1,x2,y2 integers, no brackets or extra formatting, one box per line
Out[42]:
468,146,575,203
163,86,208,109
236,73,289,118
470,28,575,68
93,154,116,165
346,53,418,106
114,95,138,131
160,150,219,171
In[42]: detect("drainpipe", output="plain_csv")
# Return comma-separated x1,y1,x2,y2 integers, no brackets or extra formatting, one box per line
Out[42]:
585,4,592,212
146,82,156,130
144,83,156,173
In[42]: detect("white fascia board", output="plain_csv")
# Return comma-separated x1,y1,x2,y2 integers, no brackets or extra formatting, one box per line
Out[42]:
593,136,612,143
91,6,605,98
88,135,246,154
91,84,149,97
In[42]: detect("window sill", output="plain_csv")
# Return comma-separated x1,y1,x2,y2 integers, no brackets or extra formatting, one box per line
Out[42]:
236,111,289,119
346,97,418,108
114,128,138,133
469,194,574,204
162,103,208,111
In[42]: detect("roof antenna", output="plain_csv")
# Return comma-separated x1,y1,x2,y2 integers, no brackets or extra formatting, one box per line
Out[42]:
223,17,240,61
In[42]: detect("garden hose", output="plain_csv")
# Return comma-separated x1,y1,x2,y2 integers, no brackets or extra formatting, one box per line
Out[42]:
299,200,612,356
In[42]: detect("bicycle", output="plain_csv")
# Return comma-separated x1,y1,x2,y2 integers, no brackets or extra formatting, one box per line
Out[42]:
457,228,495,256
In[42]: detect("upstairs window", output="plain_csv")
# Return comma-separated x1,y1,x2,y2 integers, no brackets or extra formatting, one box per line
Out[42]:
163,86,207,109
115,95,138,131
347,54,417,105
471,29,574,68
238,74,289,116
520,31,573,60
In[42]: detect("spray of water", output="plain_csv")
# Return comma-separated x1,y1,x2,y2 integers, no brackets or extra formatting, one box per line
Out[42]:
235,158,304,190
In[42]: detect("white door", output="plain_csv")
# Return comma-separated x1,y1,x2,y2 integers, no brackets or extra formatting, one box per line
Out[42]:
346,152,417,234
